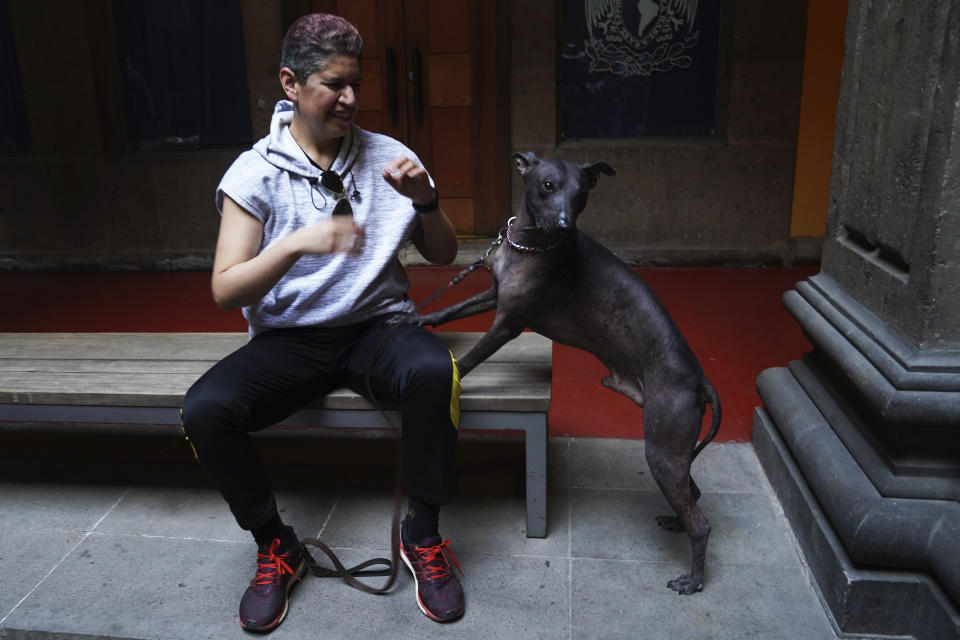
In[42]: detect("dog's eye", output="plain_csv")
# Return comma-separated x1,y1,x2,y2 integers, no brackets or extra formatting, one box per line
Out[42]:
543,181,554,192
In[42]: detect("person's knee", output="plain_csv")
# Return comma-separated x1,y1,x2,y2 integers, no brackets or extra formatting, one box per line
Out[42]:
407,342,462,432
180,380,242,441
410,345,458,393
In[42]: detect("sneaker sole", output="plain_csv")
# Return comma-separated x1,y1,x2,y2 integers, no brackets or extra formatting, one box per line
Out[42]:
239,557,308,632
399,544,462,623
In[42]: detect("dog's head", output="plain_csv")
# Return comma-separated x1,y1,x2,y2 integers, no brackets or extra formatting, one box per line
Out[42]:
512,152,615,233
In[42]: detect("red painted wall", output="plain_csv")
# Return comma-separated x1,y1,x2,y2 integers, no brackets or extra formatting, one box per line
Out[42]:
0,266,814,441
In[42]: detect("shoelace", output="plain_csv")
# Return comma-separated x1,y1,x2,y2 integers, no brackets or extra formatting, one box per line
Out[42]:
414,539,463,580
254,538,302,586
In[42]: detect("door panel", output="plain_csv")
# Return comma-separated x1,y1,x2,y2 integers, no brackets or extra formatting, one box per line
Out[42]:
442,199,475,234
336,0,378,52
431,107,472,198
428,54,471,107
427,0,469,54
358,58,382,112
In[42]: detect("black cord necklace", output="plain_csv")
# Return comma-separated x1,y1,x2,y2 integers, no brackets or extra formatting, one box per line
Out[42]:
293,135,361,204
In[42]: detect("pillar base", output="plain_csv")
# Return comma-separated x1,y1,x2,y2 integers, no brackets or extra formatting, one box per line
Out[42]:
754,273,960,639
754,403,959,639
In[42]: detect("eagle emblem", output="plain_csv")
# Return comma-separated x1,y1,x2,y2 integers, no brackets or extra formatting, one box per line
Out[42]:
583,0,700,77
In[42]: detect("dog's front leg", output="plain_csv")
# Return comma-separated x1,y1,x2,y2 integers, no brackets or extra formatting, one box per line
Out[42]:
456,315,525,375
415,287,498,327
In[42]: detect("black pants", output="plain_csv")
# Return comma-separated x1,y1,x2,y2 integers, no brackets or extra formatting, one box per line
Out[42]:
180,318,461,532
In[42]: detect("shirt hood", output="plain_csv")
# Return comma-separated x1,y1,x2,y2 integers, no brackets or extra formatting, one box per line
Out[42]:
252,100,359,179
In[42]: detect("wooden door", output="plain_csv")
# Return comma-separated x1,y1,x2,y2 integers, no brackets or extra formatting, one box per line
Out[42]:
283,0,509,236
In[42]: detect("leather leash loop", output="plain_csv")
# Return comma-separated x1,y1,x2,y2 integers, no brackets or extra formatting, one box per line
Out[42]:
301,537,397,595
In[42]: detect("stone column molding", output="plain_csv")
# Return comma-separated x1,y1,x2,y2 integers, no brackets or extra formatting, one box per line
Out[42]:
754,1,960,638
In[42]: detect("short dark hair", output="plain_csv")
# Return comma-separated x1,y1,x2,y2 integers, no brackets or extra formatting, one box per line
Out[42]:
280,13,363,83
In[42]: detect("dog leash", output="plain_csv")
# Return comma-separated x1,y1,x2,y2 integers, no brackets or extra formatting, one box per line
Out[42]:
413,227,505,311
298,229,506,594
298,325,407,596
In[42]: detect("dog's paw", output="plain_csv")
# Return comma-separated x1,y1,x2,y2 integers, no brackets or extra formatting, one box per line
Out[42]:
385,313,421,327
656,515,685,533
411,312,443,327
667,574,703,595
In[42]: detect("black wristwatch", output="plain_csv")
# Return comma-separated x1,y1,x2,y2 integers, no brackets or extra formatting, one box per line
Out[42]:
412,187,439,214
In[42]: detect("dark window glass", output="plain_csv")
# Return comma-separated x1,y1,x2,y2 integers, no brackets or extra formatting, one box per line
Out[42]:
560,0,723,138
112,0,253,150
0,0,31,155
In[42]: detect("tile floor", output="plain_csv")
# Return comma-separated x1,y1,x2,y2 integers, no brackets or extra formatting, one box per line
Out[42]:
0,427,839,640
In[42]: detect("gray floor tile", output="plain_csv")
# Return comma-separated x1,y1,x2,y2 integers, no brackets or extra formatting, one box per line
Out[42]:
0,529,85,623
692,442,772,495
568,439,773,495
1,534,253,640
572,558,837,640
300,491,401,551
442,489,570,556
570,489,800,570
272,487,343,540
568,437,656,491
92,485,246,541
93,484,338,543
0,480,130,533
697,492,802,568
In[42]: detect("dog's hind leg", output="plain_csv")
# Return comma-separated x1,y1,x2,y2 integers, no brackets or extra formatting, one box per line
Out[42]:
600,364,644,406
655,478,702,532
643,392,710,594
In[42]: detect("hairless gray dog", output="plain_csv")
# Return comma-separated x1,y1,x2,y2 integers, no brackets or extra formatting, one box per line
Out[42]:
402,151,721,594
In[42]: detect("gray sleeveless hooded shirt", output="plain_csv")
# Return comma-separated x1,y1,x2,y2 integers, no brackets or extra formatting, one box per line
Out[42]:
216,101,424,335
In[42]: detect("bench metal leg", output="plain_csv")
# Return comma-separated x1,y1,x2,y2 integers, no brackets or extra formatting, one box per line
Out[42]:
524,414,548,538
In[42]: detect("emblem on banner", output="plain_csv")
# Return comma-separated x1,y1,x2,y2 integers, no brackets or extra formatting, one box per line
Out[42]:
584,0,700,77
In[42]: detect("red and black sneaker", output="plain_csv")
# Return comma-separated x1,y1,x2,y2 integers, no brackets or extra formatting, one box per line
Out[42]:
399,532,465,622
238,537,307,632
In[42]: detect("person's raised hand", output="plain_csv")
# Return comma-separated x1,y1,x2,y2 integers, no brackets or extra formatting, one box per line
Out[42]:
382,156,435,208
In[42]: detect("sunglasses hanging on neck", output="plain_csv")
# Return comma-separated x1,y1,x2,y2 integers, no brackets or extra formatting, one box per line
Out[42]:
296,137,355,217
318,170,353,217
308,171,353,217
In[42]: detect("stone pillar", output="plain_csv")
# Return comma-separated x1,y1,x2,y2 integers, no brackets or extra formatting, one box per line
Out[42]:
754,1,960,638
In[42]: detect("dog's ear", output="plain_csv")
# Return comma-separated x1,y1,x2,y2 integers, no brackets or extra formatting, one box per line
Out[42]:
581,161,616,189
512,152,540,176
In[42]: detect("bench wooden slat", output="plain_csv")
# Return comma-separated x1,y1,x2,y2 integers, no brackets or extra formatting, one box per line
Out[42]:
0,362,550,411
0,332,550,364
0,359,213,374
0,333,247,360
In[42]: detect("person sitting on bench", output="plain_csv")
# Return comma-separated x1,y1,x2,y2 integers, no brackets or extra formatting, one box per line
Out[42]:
180,12,465,631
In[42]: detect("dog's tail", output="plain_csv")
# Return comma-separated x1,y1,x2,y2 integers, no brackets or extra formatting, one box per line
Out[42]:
692,379,721,460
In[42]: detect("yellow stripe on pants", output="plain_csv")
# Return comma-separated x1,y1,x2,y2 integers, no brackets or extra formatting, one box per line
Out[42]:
449,351,462,430
179,407,200,461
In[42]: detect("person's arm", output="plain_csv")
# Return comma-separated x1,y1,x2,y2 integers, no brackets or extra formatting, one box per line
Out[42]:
382,157,458,265
211,195,362,310
411,205,457,265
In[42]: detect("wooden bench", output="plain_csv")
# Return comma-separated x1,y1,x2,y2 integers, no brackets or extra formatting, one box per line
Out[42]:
0,331,552,537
